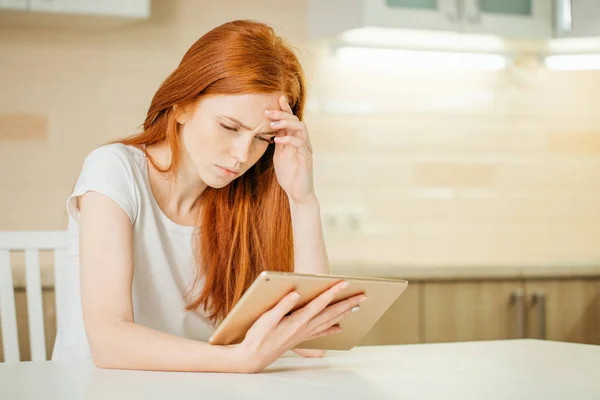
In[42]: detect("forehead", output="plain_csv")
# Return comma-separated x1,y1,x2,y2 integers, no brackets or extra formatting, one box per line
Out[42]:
197,93,282,117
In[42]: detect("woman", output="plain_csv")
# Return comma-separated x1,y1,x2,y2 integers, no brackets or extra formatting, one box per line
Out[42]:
51,20,366,373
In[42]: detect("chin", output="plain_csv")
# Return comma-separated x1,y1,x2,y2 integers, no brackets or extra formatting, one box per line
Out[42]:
200,172,236,189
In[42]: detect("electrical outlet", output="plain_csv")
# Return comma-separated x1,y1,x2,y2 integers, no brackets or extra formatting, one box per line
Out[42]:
321,205,366,233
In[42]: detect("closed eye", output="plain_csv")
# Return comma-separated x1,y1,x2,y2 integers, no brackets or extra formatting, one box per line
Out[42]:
219,123,238,132
220,122,274,144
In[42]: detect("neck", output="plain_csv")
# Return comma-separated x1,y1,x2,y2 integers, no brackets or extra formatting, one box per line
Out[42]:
146,140,208,224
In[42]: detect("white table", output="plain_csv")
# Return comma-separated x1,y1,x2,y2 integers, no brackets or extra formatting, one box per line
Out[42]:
1,339,599,399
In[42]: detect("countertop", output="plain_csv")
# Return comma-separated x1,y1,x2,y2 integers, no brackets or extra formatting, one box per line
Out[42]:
11,262,600,289
1,339,598,399
331,262,600,280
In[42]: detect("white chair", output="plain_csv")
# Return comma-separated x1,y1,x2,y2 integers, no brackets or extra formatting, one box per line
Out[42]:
0,230,67,363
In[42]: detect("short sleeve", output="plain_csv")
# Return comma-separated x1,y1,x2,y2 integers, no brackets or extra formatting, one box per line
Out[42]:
66,144,139,225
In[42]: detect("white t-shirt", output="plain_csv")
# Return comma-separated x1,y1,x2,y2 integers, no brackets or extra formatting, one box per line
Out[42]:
51,143,216,361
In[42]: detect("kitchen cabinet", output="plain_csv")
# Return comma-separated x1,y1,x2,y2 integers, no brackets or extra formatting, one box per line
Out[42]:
462,0,552,39
421,278,600,345
358,282,421,345
555,0,600,38
525,279,600,345
7,0,149,18
309,0,460,38
422,280,525,343
309,0,552,41
364,0,461,32
0,0,26,10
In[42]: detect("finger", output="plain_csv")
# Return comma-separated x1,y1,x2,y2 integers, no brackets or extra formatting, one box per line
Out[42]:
291,281,348,324
279,94,294,114
269,119,306,133
254,291,300,332
264,109,298,122
304,325,343,341
270,99,312,148
273,129,312,156
310,301,362,337
273,135,304,148
273,136,312,159
306,294,366,333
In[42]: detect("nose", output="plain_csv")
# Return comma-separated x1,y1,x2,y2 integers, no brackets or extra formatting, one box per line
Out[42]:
230,135,252,165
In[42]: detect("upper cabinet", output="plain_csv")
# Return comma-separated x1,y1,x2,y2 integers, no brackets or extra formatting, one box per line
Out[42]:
0,0,149,18
308,0,460,39
309,0,554,41
462,0,552,39
555,0,600,38
0,0,27,10
363,0,460,32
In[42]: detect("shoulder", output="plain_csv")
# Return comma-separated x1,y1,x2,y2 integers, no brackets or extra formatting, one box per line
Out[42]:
71,143,146,224
84,143,144,170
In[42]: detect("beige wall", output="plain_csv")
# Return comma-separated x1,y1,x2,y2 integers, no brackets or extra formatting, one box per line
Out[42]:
1,0,600,268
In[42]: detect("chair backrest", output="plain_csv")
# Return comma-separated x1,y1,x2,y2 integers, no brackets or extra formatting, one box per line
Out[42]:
0,230,67,363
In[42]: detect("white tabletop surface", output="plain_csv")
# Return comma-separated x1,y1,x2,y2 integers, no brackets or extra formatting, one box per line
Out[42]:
1,339,599,399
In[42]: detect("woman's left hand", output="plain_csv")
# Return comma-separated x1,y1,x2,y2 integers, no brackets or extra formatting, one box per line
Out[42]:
267,95,316,205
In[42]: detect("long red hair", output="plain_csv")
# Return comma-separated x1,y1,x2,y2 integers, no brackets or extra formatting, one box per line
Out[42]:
118,20,306,324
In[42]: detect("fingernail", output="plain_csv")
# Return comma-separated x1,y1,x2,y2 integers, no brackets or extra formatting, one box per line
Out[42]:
264,110,273,115
340,281,349,290
282,95,288,103
270,121,279,126
359,296,368,304
351,306,360,312
291,292,300,301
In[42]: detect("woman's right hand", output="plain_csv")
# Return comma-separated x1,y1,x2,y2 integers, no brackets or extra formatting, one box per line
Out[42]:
230,281,367,373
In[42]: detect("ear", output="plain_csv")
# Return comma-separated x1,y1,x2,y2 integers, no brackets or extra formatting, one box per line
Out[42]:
173,103,193,125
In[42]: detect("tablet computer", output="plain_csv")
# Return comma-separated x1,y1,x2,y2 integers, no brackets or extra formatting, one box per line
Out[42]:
208,271,408,350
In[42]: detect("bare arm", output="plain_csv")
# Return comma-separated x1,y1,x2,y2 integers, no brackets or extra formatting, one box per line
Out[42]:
289,196,330,275
78,191,242,372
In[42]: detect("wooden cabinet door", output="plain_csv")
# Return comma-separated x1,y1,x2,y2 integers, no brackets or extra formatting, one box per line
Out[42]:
423,280,525,343
358,282,421,346
525,279,600,345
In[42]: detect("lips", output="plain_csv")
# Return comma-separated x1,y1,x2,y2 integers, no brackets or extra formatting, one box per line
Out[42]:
217,165,240,176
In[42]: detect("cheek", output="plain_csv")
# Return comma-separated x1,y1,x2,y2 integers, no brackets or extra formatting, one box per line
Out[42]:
182,123,223,157
249,143,269,163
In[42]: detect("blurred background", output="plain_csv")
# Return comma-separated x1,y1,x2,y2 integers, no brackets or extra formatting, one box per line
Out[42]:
1,0,599,361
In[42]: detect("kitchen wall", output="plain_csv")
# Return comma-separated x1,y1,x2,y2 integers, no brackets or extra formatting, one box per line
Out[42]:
1,0,600,271
310,58,600,267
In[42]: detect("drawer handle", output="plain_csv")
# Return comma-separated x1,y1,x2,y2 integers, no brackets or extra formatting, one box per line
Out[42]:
532,292,547,340
510,289,526,338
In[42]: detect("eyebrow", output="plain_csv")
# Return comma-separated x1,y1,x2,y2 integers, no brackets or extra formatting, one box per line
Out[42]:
221,116,278,136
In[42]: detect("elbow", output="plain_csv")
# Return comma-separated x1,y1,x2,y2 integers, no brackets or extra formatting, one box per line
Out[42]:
85,318,132,369
89,342,120,369
86,326,123,369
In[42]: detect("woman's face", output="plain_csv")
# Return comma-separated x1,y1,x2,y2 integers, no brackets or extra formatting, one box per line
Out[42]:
176,92,282,188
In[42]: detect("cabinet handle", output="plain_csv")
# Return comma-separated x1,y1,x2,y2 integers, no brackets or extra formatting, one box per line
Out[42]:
444,0,459,23
532,292,547,340
463,0,481,24
510,289,526,338
556,0,573,33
